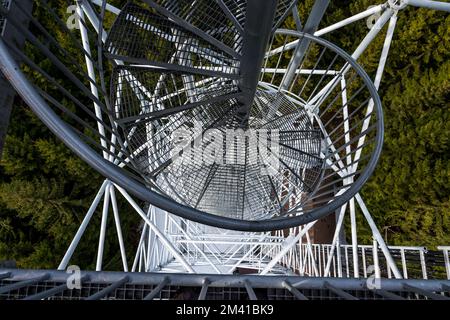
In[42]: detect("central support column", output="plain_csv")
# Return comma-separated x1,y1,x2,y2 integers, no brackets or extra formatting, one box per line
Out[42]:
237,0,278,126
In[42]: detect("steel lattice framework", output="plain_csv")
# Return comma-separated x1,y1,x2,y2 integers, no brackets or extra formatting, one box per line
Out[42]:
0,0,385,231
0,0,449,297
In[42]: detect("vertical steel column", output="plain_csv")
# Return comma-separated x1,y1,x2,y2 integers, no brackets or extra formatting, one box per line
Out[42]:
237,0,278,124
280,0,330,90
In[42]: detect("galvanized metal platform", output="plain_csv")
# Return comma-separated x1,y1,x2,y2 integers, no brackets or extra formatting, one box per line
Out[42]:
1,269,449,300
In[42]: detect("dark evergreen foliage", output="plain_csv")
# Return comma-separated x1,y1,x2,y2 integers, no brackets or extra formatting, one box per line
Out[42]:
0,1,448,269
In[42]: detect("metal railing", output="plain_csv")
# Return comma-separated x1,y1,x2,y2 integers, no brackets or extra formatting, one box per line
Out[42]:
264,243,450,280
0,268,449,300
165,225,449,279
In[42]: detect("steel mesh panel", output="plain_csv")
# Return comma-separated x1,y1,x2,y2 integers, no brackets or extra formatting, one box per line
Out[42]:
223,0,247,27
150,0,298,54
105,2,239,76
2,278,444,300
110,66,239,121
144,89,323,220
0,280,62,300
151,0,243,54
204,286,250,300
109,62,241,185
126,94,240,178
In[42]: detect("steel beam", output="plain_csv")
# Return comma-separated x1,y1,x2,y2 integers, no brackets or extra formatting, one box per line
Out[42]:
96,182,111,271
261,221,316,275
356,193,402,279
292,5,303,31
85,276,129,300
402,283,450,300
2,269,450,292
237,0,278,124
22,275,89,300
58,180,109,270
115,185,195,273
406,0,450,12
109,186,128,272
323,281,358,300
282,280,308,300
22,283,68,301
90,0,121,15
198,278,211,300
244,280,258,300
143,277,170,300
315,4,386,37
0,273,49,294
280,0,330,90
0,272,10,280
373,289,405,300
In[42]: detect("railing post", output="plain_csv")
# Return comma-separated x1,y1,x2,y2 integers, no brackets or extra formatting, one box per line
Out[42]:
400,249,408,279
419,249,428,280
362,247,367,278
438,247,450,280
373,238,381,279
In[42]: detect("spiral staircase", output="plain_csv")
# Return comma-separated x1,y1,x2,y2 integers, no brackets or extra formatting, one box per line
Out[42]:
0,0,449,300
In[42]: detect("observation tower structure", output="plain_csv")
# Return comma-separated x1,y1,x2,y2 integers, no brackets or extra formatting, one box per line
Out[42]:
0,0,449,300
